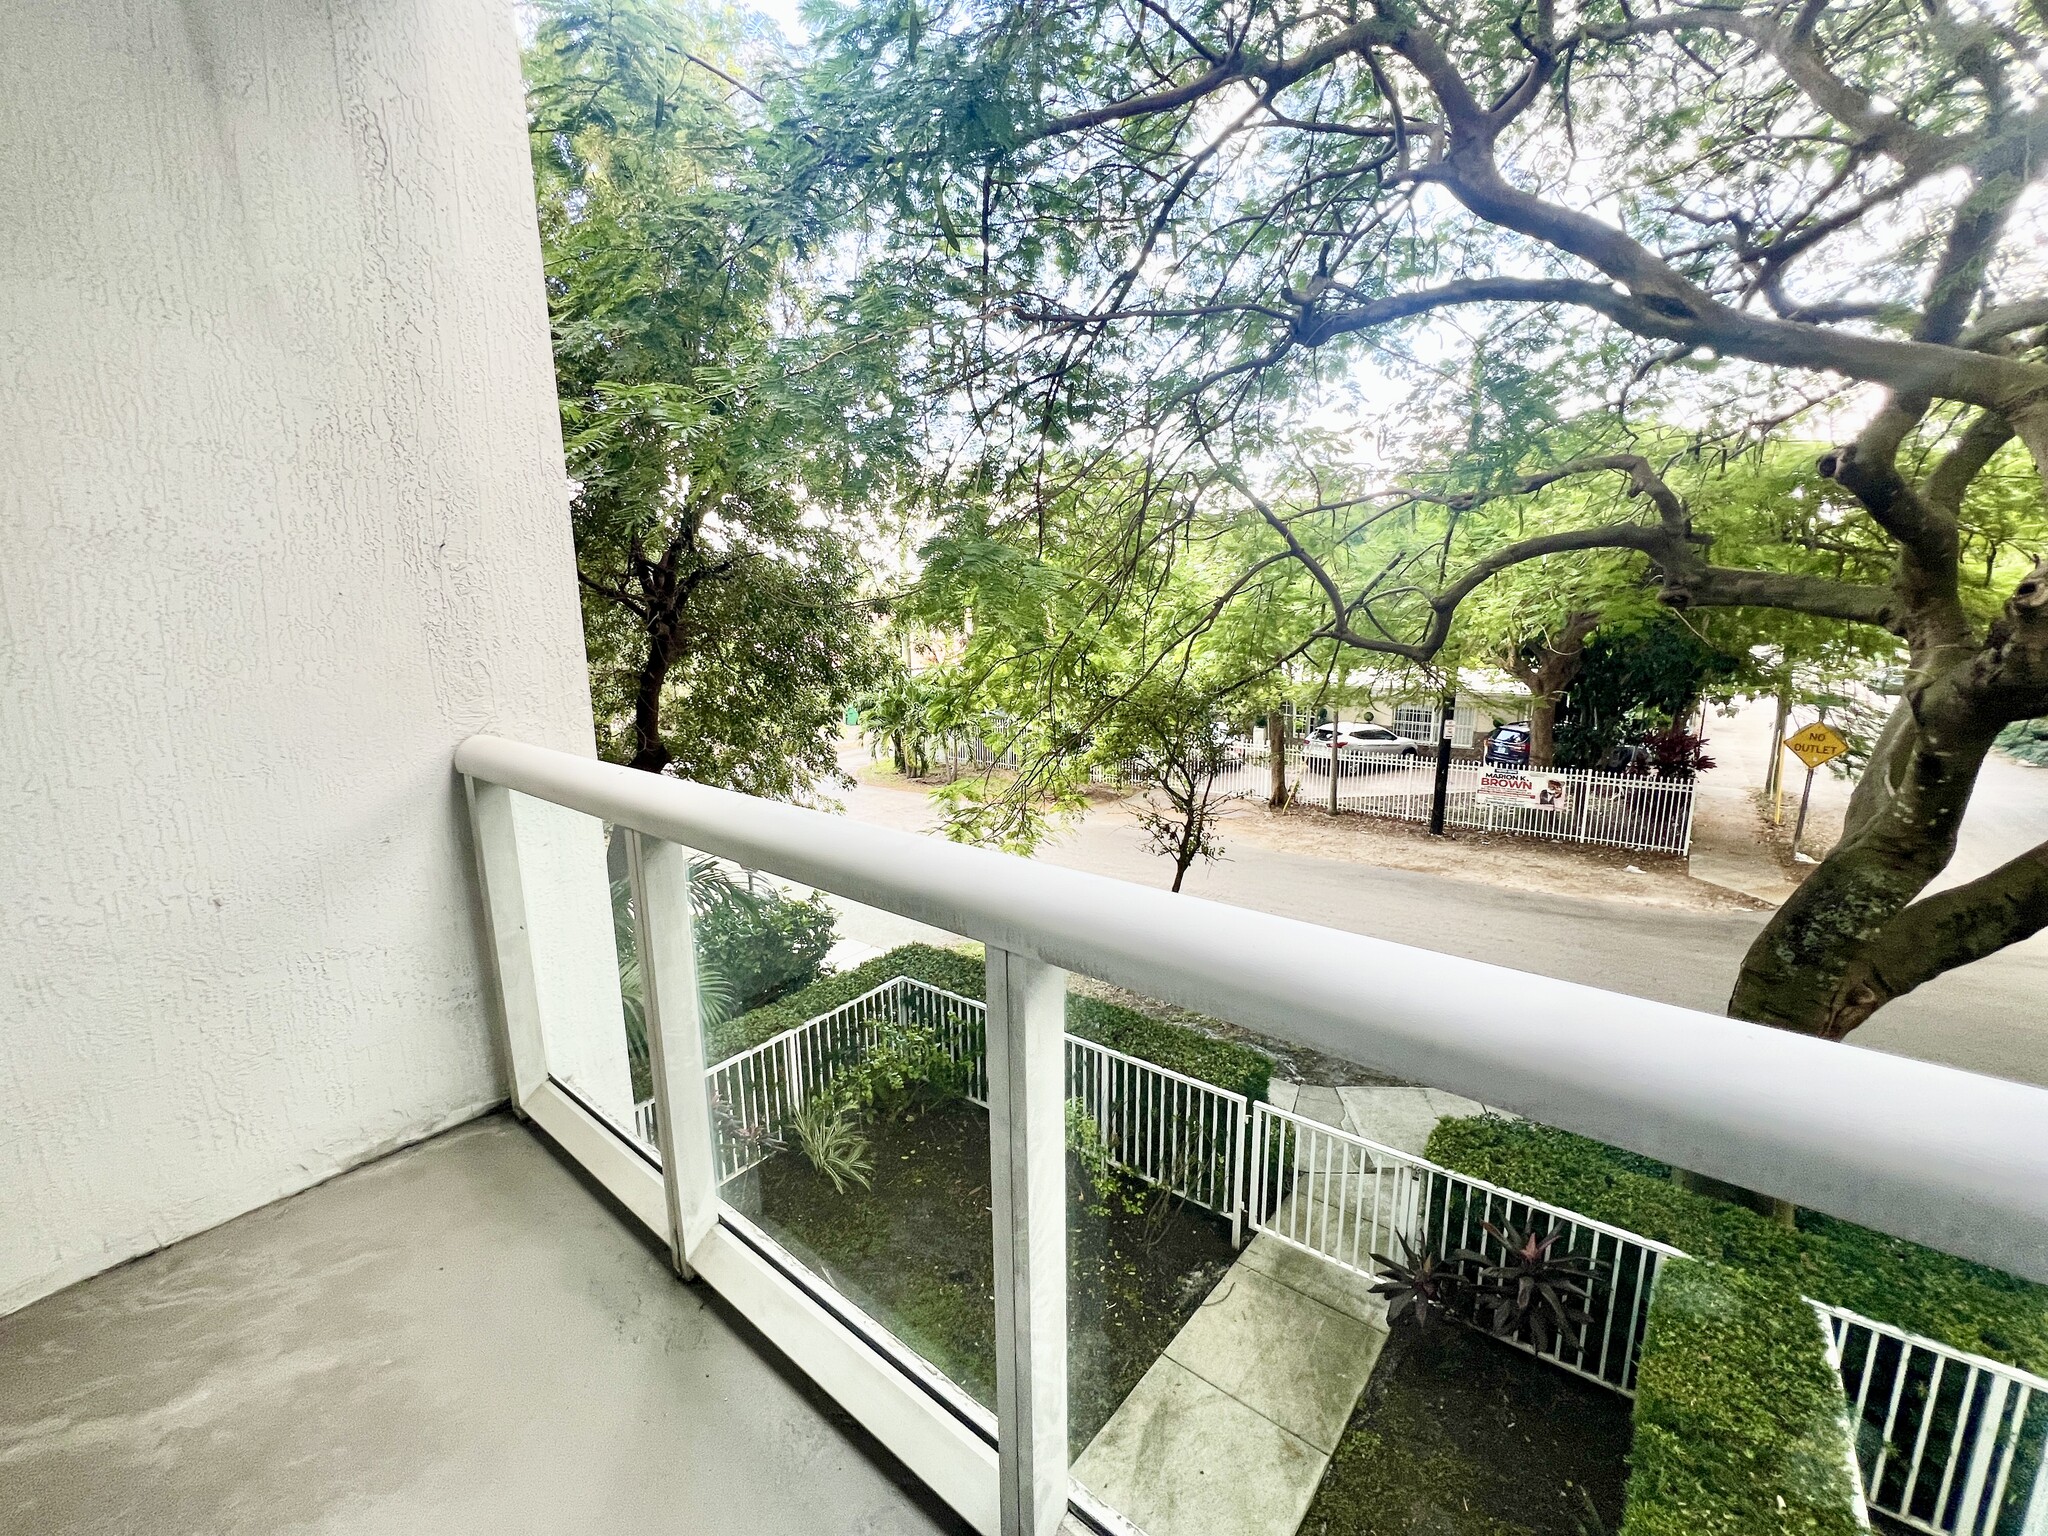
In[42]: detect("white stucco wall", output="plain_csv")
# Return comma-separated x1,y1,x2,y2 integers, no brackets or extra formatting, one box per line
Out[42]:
0,0,597,1313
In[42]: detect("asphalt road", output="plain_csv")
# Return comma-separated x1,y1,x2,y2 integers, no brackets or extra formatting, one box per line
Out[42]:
835,776,2048,1091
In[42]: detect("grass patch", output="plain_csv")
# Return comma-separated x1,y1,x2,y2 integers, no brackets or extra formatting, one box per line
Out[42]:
714,941,1273,1102
750,1097,1235,1452
1299,1321,1633,1536
1624,1259,1865,1536
1424,1115,2048,1374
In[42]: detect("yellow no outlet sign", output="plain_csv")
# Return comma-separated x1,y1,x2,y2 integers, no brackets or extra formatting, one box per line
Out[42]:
1785,722,1849,771
1782,720,1849,858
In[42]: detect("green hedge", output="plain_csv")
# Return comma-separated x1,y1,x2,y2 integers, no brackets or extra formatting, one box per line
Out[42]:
707,943,984,1063
1064,994,1271,1102
1424,1114,2048,1374
1624,1259,1866,1536
710,942,1272,1101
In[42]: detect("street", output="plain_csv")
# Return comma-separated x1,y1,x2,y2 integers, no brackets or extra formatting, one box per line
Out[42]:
832,769,2048,1091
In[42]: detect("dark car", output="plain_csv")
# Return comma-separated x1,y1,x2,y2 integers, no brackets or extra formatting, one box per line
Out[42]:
1485,723,1532,765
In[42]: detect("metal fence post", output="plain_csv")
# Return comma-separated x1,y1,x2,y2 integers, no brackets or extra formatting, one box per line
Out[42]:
1429,692,1456,836
987,945,1069,1536
627,831,720,1280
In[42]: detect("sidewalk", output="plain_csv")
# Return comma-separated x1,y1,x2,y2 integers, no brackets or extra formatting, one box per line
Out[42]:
1688,700,1850,905
1071,1083,1487,1536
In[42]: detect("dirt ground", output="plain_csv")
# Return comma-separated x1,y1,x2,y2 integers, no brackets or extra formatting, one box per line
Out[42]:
1220,800,1769,914
1751,783,1848,874
847,736,1766,915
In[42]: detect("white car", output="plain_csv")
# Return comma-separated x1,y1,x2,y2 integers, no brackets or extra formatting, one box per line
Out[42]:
1302,722,1423,769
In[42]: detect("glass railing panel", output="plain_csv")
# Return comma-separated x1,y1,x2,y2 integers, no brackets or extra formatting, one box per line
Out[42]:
500,790,646,1149
686,862,999,1412
1044,981,2048,1536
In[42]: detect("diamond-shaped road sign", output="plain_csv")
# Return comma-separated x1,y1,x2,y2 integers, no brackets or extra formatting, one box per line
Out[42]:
1785,721,1849,771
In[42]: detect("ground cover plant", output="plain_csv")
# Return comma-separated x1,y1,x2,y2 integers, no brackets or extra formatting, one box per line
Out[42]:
753,1096,1236,1452
1299,1316,1633,1536
1624,1259,1866,1536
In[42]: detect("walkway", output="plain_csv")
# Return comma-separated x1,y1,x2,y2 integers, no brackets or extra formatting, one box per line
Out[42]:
1071,1082,1487,1536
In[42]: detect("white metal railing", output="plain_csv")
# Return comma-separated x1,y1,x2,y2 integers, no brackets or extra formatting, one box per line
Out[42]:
705,977,985,1183
1065,1034,1250,1243
457,734,2048,1536
1817,1303,2048,1536
1248,1103,1680,1394
1213,742,1696,856
692,974,1250,1236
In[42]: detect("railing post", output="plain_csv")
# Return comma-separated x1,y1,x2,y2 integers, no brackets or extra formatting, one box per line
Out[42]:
463,778,550,1111
627,832,720,1281
1230,1096,1250,1248
986,945,1068,1536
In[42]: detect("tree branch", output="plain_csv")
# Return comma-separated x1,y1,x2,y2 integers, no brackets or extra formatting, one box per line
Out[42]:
1818,839,2048,1036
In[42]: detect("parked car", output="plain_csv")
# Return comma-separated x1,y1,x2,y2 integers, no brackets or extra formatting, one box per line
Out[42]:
1484,723,1533,765
1301,722,1423,770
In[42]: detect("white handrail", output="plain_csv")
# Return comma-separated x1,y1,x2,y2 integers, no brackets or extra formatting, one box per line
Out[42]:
455,734,2048,1284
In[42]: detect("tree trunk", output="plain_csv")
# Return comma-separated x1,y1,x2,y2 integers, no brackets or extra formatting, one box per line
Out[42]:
1528,694,1560,767
1727,672,2004,1036
1506,610,1600,769
1266,709,1287,807
629,620,677,774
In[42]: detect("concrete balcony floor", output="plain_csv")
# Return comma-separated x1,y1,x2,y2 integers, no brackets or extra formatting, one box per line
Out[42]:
0,1115,969,1536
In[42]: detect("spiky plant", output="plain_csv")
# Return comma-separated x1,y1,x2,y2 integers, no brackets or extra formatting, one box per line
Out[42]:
1369,1236,1461,1330
1458,1219,1602,1353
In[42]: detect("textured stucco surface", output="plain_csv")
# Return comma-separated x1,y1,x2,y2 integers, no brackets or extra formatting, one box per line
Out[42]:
0,0,594,1312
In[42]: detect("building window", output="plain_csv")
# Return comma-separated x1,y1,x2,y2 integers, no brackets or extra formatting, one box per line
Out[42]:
1394,704,1436,741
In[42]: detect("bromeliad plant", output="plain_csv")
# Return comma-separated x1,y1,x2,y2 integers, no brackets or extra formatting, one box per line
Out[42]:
1369,1236,1463,1330
1458,1220,1603,1354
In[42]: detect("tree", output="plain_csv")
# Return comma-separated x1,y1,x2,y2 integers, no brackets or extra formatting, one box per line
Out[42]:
803,0,2048,1040
1094,682,1242,892
1555,615,1742,770
528,0,906,794
857,669,943,778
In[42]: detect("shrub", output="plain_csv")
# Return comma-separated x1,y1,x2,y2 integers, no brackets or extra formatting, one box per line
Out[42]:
834,1019,972,1123
1624,1259,1865,1536
1424,1114,2048,1374
697,885,838,1015
711,942,1274,1104
1064,994,1272,1102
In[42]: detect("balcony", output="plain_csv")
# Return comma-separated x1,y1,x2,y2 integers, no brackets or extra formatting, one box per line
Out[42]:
6,735,2046,1536
7,6,2047,1534
0,1114,964,1535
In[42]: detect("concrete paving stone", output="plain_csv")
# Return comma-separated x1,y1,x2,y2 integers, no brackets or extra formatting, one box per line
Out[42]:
1163,1265,1386,1453
1073,1356,1328,1536
1333,1085,1492,1157
1235,1234,1391,1328
1289,1084,1348,1129
1267,1079,1301,1114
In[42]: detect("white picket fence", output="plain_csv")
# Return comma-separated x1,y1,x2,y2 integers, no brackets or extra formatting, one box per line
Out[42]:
1818,1303,2048,1536
632,975,2043,1516
1207,742,1697,856
1247,1102,1680,1394
664,975,1252,1237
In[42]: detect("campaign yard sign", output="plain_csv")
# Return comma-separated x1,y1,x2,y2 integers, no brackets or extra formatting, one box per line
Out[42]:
1478,769,1568,810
